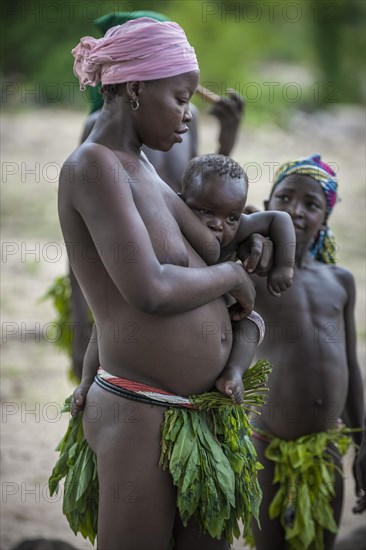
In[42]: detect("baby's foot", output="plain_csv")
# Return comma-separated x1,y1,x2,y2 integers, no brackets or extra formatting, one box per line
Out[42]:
215,368,244,404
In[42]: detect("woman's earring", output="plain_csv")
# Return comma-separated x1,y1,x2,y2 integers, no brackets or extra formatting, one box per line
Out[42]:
130,99,140,111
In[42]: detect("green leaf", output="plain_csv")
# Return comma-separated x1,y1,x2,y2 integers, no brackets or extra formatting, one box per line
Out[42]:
75,447,94,502
261,425,354,549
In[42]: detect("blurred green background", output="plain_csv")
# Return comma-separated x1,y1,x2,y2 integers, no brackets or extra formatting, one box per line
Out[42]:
1,0,365,125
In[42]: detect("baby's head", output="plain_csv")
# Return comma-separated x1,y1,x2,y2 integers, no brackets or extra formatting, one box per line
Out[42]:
181,154,248,247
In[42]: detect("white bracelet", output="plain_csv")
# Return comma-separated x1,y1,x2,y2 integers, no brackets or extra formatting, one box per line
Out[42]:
247,311,265,345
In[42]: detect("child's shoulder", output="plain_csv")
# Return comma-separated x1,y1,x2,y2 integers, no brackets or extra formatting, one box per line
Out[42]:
317,261,353,278
314,261,355,292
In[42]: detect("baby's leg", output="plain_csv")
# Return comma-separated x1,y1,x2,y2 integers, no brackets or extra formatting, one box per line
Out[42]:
83,383,177,550
215,367,244,404
251,436,285,550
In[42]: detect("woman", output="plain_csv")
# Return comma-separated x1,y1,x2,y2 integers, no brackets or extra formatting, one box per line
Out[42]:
58,18,257,549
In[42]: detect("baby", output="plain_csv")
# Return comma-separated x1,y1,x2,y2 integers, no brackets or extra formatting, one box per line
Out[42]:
180,154,295,402
180,154,295,298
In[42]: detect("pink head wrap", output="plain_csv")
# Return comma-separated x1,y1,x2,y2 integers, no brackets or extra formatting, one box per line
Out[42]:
72,17,199,90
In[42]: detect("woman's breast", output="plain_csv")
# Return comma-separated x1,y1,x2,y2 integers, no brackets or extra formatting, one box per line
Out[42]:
132,180,190,266
146,210,189,266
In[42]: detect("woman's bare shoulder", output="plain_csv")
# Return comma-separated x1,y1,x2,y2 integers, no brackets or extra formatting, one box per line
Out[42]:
62,141,114,169
61,142,139,188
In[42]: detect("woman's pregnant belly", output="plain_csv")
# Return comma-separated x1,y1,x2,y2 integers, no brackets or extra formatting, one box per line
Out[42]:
96,296,233,396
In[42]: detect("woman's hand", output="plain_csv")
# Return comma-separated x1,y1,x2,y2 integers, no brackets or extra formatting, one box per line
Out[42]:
70,381,93,417
228,267,256,321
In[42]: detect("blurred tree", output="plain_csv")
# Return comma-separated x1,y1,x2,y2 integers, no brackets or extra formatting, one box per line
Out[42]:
311,0,365,104
1,0,364,119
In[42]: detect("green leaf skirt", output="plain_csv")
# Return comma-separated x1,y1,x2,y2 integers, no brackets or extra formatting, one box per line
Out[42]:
159,397,263,544
49,361,273,546
252,425,354,550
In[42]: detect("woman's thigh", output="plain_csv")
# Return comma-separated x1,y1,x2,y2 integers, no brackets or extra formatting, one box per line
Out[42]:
83,383,177,550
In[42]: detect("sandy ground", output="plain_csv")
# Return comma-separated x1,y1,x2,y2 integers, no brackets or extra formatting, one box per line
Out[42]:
1,108,365,549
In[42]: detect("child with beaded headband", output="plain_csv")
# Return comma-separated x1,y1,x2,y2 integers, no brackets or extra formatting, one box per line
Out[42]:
269,153,338,264
249,153,364,550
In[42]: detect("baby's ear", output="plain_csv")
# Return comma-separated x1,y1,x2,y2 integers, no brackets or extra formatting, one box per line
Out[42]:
177,192,186,202
263,199,269,211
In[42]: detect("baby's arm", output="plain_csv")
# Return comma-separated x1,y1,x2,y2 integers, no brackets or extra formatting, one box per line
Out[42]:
233,211,296,296
215,311,265,404
340,269,365,508
70,324,99,417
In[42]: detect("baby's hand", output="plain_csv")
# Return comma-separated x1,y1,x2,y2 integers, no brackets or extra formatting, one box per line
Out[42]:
267,266,294,297
215,367,244,404
70,382,91,417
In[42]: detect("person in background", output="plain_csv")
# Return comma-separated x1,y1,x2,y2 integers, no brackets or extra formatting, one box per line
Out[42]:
248,154,364,550
353,416,366,514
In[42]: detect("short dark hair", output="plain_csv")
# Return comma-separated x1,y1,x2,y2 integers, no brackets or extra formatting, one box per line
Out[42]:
182,154,247,192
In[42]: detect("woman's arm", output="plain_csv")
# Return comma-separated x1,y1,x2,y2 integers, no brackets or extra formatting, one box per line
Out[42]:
62,144,254,318
69,265,91,381
341,269,364,445
70,324,99,417
339,268,365,507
